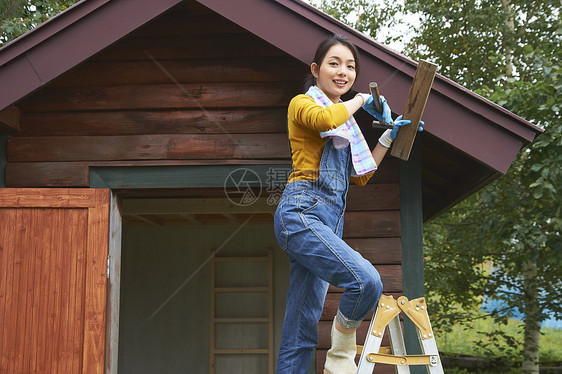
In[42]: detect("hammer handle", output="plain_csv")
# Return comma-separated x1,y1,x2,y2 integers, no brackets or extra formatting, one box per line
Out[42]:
369,82,383,114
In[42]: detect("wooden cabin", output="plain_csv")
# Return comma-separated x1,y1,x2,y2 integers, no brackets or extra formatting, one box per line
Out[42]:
0,0,541,373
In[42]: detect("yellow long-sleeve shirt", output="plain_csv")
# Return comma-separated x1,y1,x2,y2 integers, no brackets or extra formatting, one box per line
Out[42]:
287,94,374,186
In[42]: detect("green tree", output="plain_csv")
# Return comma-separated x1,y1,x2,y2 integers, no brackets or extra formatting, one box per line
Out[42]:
406,1,561,372
0,0,78,46
307,0,405,46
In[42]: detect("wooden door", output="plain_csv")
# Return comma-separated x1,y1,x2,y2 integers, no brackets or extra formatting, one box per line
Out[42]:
0,188,110,374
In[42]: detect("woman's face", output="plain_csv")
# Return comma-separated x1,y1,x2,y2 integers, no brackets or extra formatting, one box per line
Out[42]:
311,43,357,103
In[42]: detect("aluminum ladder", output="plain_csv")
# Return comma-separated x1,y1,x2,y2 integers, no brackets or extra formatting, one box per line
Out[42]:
357,294,444,374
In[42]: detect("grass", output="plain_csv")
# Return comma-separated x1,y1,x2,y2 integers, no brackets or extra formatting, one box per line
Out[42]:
434,313,562,368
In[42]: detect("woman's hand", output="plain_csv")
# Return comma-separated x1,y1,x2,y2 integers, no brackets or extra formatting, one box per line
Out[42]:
378,115,425,148
362,95,392,124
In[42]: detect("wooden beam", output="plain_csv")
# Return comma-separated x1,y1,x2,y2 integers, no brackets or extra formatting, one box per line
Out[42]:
122,197,276,215
19,82,295,112
19,108,287,136
7,133,290,162
391,60,437,161
0,106,21,132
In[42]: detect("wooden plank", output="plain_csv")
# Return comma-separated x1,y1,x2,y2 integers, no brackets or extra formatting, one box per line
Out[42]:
0,188,105,208
35,210,54,374
82,189,110,373
346,184,400,211
20,82,297,112
7,134,290,162
344,238,402,265
364,157,400,185
26,210,44,373
13,209,27,374
63,209,80,373
49,210,64,373
5,160,292,188
390,60,438,161
92,33,286,61
343,211,401,238
1,209,19,373
19,209,37,374
73,215,88,374
5,162,90,187
50,57,306,87
0,105,21,132
19,108,287,136
0,211,12,367
122,198,276,215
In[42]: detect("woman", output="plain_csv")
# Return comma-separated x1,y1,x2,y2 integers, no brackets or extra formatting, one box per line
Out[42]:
274,35,421,374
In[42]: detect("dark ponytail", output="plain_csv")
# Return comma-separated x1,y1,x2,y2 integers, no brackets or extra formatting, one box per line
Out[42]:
302,34,361,93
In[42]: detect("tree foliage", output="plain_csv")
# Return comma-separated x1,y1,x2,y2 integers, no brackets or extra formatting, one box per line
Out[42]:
306,0,405,46
405,0,562,370
0,0,78,47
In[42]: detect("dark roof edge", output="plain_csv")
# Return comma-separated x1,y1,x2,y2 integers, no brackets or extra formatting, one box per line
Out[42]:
0,0,182,112
0,0,106,67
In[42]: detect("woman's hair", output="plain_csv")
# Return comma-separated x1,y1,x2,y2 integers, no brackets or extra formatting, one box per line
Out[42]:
302,34,360,92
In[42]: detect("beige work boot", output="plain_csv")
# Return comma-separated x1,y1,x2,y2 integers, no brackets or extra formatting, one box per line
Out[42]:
323,317,357,374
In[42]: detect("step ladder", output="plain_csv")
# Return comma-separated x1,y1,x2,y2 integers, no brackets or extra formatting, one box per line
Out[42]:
357,294,444,374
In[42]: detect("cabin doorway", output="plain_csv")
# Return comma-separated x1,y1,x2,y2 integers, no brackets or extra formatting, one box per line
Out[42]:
116,192,290,374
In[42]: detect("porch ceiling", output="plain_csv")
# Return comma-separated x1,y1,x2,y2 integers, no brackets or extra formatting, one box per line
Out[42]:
121,196,275,227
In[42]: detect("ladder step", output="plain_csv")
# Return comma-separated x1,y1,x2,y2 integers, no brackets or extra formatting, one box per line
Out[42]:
367,353,440,367
357,295,444,374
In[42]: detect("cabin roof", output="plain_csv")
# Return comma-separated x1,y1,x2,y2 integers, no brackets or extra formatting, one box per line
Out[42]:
0,0,543,219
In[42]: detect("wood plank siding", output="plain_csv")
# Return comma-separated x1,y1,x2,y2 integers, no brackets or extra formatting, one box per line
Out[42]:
6,3,304,187
4,2,402,373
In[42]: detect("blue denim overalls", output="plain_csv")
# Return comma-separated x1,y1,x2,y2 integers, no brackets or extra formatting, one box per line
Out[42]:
274,137,383,374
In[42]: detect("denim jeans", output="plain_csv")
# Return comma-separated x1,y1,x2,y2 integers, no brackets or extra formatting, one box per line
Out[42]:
274,138,383,374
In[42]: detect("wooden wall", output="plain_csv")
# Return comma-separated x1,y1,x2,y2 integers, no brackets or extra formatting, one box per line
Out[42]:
6,1,303,187
4,1,402,373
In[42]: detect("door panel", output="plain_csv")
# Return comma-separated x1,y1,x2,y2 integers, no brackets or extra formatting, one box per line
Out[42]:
0,188,110,374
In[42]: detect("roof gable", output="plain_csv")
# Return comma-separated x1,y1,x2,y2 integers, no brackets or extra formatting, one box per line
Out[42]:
0,0,543,219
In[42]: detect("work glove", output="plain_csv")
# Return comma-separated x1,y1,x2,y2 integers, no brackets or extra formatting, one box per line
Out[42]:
378,115,424,148
362,95,392,124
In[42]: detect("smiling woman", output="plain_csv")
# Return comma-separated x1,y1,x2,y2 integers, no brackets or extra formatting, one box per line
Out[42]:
273,34,421,374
